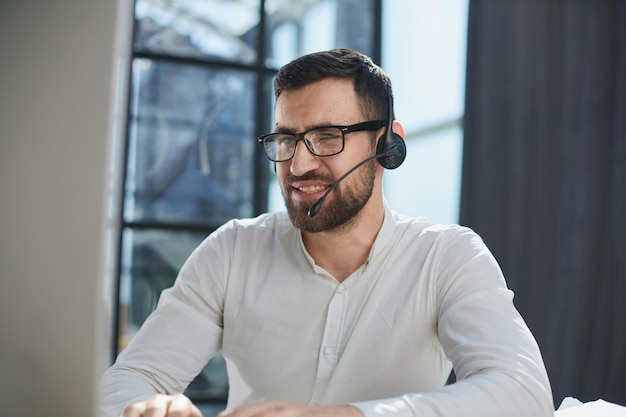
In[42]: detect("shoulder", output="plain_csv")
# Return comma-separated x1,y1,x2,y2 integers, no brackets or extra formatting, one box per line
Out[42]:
386,210,496,271
215,211,293,236
200,211,295,250
183,211,295,271
389,211,508,299
390,210,481,246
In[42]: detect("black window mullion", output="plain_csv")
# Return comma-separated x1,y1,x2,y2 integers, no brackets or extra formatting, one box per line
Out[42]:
134,50,259,72
372,0,383,64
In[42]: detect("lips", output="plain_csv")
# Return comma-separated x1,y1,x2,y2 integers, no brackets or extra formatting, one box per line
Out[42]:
296,185,327,194
288,180,331,200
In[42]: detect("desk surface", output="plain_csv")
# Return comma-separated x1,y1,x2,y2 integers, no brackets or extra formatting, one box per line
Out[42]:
554,399,626,416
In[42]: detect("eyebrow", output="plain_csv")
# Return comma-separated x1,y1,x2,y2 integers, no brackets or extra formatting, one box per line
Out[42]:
274,122,340,134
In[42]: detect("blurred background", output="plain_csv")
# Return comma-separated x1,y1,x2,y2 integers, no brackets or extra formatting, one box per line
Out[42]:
1,1,624,416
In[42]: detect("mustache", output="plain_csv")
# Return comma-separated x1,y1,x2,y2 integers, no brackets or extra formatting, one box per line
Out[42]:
285,172,335,187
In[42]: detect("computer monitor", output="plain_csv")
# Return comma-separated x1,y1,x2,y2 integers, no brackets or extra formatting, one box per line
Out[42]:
0,1,132,416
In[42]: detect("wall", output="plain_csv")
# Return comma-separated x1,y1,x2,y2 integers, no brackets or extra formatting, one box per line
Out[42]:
0,1,131,416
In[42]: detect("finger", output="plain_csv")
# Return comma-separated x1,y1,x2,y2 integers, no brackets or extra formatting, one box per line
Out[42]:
123,401,147,417
143,394,170,417
167,393,203,417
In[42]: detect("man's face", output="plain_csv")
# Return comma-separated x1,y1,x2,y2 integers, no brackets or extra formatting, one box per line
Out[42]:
274,77,383,233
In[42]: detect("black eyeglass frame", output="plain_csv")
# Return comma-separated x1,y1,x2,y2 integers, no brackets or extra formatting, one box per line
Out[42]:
257,120,387,162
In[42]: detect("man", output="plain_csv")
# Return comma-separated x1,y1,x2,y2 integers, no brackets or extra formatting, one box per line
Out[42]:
101,49,553,417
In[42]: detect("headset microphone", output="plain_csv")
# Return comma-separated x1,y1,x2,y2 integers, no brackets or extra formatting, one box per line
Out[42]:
307,84,407,218
308,153,383,217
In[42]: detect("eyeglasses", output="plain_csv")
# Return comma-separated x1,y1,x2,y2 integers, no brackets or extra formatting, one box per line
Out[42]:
257,120,386,162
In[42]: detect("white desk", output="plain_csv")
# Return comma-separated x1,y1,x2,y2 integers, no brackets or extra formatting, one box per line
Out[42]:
555,399,626,416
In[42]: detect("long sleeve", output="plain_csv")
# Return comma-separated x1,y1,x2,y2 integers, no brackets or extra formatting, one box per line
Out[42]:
352,290,554,417
100,234,228,417
351,227,554,417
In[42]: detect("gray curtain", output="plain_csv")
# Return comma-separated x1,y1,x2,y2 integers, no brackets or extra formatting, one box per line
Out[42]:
460,0,626,407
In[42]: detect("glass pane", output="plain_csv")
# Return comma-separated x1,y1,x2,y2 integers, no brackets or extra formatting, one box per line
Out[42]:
265,0,375,68
118,229,206,345
381,0,468,222
383,0,469,131
124,58,256,225
134,0,261,64
384,127,463,225
118,228,229,401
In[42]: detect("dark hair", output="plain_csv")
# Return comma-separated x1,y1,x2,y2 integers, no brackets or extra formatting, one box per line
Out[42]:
274,48,392,121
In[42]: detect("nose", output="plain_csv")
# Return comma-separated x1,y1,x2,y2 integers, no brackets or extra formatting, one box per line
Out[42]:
289,138,321,176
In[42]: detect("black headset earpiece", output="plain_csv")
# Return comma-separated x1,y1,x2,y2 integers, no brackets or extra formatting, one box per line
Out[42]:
376,84,407,169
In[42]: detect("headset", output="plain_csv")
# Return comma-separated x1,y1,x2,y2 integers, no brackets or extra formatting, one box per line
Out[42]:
307,84,407,217
375,83,407,170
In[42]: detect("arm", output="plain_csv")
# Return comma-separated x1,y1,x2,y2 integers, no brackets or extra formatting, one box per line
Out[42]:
100,286,223,416
351,228,554,417
100,235,227,417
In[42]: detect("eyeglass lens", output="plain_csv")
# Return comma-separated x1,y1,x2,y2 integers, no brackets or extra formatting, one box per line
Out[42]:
264,127,344,161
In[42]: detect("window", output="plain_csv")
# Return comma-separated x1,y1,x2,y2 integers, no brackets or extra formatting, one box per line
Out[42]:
114,0,380,411
382,0,469,225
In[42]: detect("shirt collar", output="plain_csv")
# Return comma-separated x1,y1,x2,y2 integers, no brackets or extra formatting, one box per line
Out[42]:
295,200,397,279
368,199,396,262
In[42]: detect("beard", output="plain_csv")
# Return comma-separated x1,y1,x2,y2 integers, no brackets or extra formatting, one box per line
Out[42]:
282,160,377,233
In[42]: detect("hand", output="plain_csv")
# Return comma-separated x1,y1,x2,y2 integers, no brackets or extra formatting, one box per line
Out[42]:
218,401,364,417
122,393,203,417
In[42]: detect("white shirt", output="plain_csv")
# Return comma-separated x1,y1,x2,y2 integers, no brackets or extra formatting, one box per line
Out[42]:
101,204,553,417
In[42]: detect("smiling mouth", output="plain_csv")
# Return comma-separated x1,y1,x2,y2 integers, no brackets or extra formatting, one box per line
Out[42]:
296,185,328,194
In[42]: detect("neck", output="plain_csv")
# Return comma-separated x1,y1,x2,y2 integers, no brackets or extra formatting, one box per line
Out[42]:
302,198,385,282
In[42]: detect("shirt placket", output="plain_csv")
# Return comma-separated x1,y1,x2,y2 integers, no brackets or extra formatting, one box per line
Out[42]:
309,284,347,405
